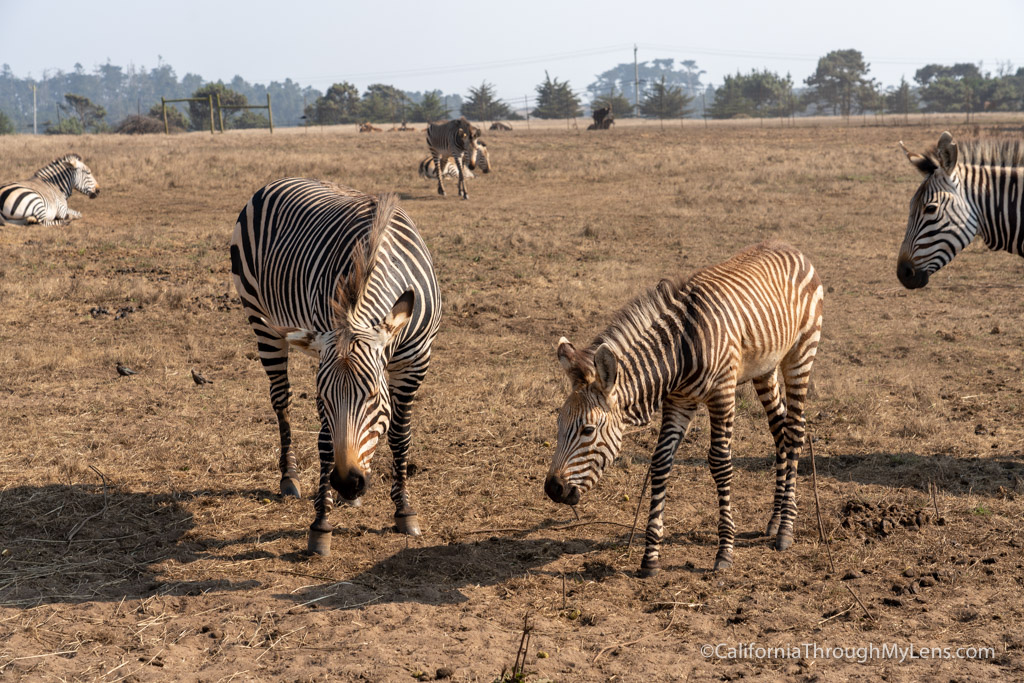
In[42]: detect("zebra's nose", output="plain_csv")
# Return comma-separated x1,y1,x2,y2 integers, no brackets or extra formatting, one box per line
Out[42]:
330,467,367,499
897,260,928,289
89,189,99,198
545,474,579,505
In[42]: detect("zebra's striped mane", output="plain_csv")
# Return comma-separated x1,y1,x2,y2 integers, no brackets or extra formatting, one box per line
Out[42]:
34,154,83,177
921,138,1024,172
331,192,398,328
589,278,683,369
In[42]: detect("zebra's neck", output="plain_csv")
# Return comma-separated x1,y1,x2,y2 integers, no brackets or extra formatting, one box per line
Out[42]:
962,163,1024,256
594,283,688,426
35,164,74,198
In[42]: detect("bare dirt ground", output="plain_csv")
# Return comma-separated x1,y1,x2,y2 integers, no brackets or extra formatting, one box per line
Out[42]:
1,118,1024,682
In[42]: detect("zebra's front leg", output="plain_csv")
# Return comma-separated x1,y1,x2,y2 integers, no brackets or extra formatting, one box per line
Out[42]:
388,363,428,535
641,398,697,577
433,155,446,196
753,370,788,539
307,421,336,555
454,157,468,200
707,391,737,570
66,209,82,221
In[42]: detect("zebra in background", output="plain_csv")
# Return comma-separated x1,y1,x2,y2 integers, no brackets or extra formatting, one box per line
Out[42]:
231,179,441,555
897,131,1024,289
0,154,99,226
417,140,490,180
425,117,481,199
545,242,823,575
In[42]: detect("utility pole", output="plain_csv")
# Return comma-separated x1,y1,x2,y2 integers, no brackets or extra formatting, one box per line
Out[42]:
633,44,640,117
525,94,530,130
32,84,37,134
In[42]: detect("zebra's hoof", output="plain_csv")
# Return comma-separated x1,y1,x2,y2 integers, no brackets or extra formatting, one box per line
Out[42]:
280,476,301,499
774,533,793,552
713,552,734,571
307,529,332,556
765,518,780,537
639,562,660,578
395,514,421,536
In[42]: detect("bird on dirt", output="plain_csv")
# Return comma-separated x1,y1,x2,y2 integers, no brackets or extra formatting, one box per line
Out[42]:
191,368,213,385
115,362,136,377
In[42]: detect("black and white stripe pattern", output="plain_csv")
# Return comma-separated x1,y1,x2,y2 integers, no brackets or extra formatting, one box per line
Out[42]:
230,179,441,555
0,154,99,226
546,242,823,574
425,117,481,199
897,131,1024,289
417,140,490,180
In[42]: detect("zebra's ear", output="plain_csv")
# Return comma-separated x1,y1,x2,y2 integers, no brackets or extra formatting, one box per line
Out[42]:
377,290,415,341
557,337,578,373
936,131,957,173
899,141,937,175
259,317,325,357
594,344,617,392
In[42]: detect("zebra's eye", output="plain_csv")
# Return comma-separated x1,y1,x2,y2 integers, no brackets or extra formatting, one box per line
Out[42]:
923,203,939,215
580,425,596,438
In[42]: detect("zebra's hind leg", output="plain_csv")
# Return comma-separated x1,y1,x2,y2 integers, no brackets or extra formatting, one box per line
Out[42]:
307,417,336,555
433,154,446,196
775,347,816,552
753,370,788,539
640,397,697,577
386,358,431,535
707,387,738,570
256,329,301,498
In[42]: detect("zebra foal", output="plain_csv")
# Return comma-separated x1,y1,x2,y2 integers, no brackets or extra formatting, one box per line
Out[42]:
0,154,99,226
417,140,490,180
545,242,823,574
897,131,1024,289
425,117,481,199
231,179,441,555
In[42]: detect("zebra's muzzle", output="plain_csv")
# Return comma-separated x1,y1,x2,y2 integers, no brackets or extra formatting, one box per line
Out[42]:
544,474,581,505
88,190,99,199
896,259,929,289
330,466,367,499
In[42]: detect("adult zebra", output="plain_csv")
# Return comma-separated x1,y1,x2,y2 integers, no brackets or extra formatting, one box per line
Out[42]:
425,117,481,199
897,131,1024,289
0,154,99,226
417,140,490,180
545,242,823,574
230,179,441,555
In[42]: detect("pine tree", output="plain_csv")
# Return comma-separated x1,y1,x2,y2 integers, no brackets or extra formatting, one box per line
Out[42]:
639,76,692,121
461,81,511,121
532,71,582,119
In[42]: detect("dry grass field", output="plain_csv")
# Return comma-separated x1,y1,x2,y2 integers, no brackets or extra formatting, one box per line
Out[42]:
1,117,1024,682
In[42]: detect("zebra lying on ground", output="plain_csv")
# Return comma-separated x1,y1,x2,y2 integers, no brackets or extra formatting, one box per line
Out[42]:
545,242,823,574
0,154,99,226
417,140,490,180
897,131,1024,289
231,180,441,556
425,117,481,199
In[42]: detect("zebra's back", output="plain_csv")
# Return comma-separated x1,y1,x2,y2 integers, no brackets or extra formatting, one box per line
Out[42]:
231,178,440,351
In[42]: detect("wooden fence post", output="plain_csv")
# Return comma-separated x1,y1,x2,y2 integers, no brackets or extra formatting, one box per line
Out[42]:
217,93,225,133
162,97,169,135
208,95,214,134
267,94,274,134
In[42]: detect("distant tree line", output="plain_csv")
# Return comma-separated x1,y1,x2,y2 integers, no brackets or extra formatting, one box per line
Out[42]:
0,51,1022,135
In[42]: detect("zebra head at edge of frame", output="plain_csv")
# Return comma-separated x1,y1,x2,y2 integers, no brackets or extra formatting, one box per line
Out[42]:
544,337,625,507
896,131,973,290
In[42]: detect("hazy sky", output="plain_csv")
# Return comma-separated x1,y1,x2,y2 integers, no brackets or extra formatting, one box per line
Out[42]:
4,0,1022,102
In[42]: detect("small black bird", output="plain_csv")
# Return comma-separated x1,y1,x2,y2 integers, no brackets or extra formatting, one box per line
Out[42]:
191,368,213,385
115,362,136,377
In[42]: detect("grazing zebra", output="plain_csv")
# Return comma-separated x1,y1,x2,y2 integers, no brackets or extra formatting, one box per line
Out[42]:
417,140,490,180
425,117,481,199
545,242,823,574
0,154,99,226
897,131,1024,289
230,179,441,556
